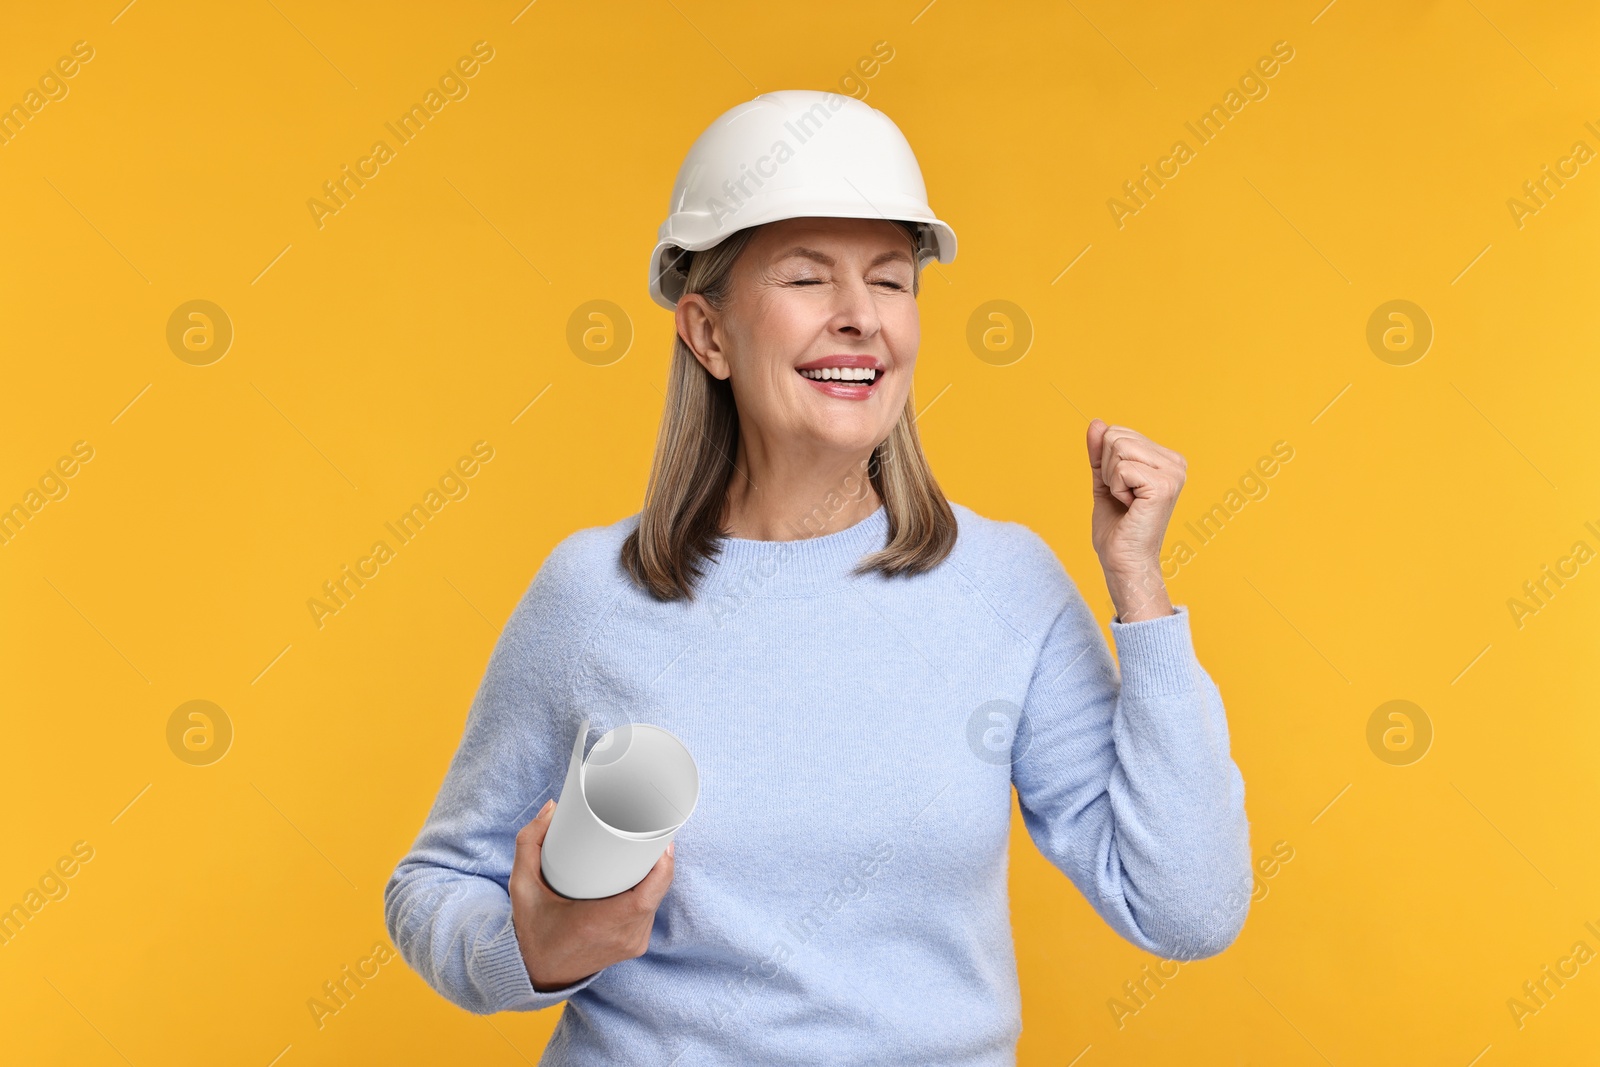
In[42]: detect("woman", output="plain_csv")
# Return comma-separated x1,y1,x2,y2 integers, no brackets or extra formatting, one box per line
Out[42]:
385,90,1251,1064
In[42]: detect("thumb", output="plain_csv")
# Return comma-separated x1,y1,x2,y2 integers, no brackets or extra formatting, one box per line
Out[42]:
1086,419,1114,500
520,798,557,852
1086,418,1108,478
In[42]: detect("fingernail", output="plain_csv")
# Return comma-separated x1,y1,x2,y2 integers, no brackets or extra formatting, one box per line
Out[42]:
668,841,675,857
541,799,554,816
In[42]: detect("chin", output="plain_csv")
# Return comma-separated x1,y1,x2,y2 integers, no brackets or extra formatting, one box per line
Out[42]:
805,420,894,456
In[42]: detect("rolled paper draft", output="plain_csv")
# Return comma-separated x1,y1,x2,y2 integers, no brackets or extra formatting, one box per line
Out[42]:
539,716,700,899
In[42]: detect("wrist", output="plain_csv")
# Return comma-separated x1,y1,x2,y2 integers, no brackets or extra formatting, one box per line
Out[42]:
530,965,595,993
520,933,591,992
525,951,574,992
1103,562,1172,622
513,913,555,991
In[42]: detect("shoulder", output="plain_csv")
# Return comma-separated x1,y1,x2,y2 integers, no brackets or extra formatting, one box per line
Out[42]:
533,512,640,586
947,501,1071,587
945,500,1085,641
505,512,641,646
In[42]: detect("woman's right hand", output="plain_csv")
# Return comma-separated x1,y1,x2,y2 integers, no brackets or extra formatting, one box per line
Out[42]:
508,798,677,992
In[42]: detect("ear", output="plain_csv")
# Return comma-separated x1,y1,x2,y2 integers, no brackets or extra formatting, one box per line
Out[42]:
675,293,732,381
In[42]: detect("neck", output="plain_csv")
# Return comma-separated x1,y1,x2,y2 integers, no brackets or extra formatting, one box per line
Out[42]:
720,436,882,541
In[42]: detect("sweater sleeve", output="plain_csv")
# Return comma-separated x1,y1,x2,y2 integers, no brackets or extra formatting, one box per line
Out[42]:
383,536,615,1012
1010,568,1253,961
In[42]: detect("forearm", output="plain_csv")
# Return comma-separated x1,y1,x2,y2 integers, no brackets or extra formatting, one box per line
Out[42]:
1104,613,1252,958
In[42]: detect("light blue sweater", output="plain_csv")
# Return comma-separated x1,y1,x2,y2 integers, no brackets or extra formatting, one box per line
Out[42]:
384,501,1252,1064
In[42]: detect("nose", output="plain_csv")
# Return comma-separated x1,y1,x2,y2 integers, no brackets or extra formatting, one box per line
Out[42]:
826,274,882,340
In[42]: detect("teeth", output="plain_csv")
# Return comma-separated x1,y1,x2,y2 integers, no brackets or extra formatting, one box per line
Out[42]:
799,366,878,382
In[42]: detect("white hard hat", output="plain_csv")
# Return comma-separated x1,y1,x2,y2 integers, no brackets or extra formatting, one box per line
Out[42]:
648,89,958,310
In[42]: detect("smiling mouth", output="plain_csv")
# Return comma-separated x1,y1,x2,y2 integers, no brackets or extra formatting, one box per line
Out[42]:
794,358,887,400
797,367,881,385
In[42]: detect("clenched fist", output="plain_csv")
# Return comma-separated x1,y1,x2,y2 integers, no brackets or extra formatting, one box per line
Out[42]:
1086,418,1183,623
509,798,676,991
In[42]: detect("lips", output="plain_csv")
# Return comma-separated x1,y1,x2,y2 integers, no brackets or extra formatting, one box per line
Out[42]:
794,355,886,400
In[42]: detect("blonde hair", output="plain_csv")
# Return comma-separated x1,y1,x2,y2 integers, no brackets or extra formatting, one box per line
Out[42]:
621,220,957,601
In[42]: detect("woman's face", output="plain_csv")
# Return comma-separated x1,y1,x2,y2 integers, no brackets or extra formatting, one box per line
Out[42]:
678,216,921,460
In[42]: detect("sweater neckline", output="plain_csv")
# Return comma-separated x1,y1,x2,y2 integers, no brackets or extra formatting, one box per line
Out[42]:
696,503,890,597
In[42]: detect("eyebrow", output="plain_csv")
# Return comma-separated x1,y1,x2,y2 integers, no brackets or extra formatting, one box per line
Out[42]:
777,246,914,268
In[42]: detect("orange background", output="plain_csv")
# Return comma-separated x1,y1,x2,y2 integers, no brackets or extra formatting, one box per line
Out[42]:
2,1,1597,1063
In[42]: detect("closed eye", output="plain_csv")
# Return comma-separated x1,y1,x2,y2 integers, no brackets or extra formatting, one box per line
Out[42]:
789,279,906,290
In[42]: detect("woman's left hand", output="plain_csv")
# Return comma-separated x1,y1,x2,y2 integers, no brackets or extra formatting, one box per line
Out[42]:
1086,418,1183,622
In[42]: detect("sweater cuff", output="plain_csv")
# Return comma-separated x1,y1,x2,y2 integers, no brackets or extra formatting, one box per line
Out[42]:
1109,603,1201,698
476,909,602,1012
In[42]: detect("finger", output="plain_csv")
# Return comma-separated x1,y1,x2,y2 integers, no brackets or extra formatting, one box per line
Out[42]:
1102,453,1137,507
1105,432,1162,470
1103,427,1182,471
1105,438,1176,504
1101,436,1149,507
1102,452,1139,503
1106,458,1170,505
1101,427,1148,480
624,841,677,912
